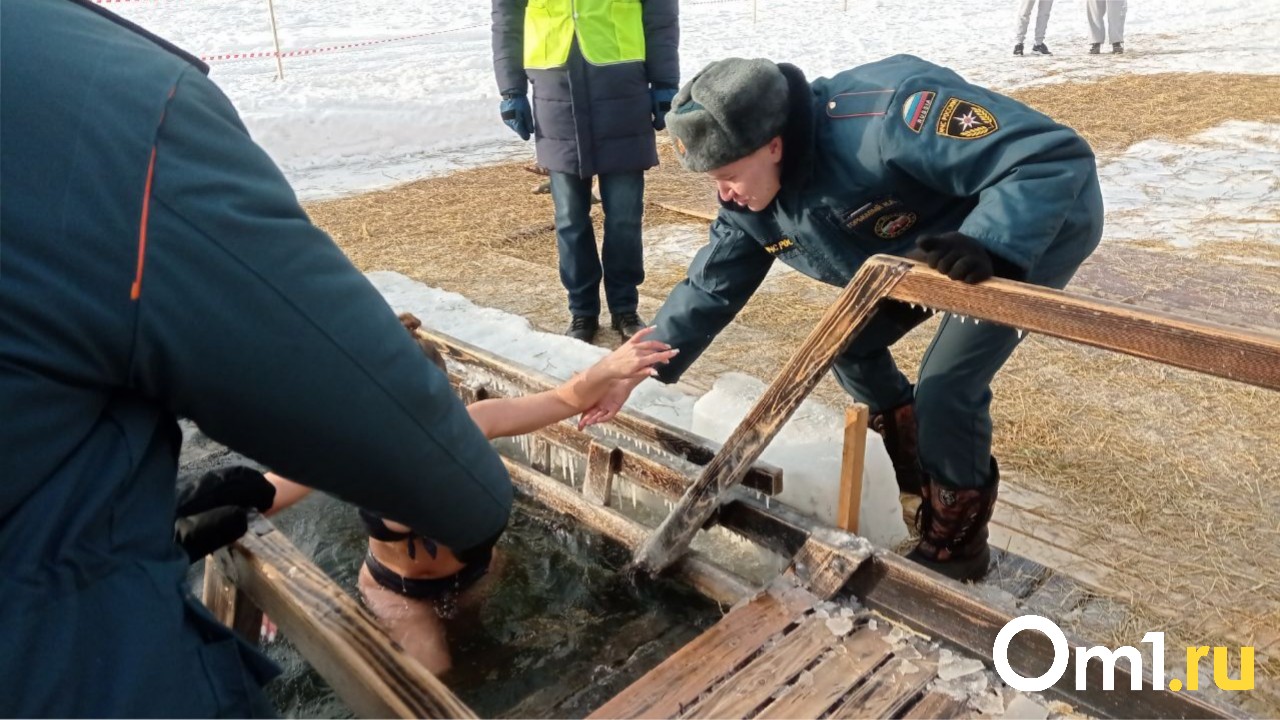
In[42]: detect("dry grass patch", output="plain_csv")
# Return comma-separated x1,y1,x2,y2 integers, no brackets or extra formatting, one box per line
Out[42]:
1009,72,1280,152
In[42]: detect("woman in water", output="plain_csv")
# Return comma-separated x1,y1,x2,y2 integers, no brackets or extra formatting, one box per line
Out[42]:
263,313,676,673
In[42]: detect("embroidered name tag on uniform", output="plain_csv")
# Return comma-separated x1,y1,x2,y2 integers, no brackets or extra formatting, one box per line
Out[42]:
901,91,935,133
764,237,796,255
843,197,900,230
842,197,918,240
936,97,999,140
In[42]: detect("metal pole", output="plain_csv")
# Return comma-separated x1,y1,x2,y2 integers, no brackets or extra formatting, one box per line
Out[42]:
267,0,285,80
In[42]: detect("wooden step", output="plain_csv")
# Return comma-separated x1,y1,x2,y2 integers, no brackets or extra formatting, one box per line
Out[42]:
592,583,968,720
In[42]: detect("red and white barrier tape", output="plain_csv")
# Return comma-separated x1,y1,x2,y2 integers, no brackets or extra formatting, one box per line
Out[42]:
200,23,486,63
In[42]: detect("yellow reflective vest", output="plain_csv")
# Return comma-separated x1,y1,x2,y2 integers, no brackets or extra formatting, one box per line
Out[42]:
524,0,645,69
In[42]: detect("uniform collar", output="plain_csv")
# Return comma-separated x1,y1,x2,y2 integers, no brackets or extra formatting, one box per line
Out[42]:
777,63,817,200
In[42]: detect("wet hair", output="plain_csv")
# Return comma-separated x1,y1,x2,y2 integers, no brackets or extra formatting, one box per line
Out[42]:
397,312,447,373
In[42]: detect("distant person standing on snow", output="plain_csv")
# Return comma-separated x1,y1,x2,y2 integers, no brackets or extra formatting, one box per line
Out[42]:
1013,0,1054,56
491,0,680,344
1087,0,1127,54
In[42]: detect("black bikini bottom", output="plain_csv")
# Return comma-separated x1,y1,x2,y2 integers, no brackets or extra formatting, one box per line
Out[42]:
363,550,489,600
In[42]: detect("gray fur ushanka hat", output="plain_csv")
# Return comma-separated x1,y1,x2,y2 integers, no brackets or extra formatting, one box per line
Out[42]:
666,58,790,172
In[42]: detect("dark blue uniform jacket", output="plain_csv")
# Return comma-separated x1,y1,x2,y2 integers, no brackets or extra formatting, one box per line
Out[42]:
1,2,511,714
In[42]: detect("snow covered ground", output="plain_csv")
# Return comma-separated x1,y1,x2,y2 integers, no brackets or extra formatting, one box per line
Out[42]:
1099,121,1280,249
110,0,1280,201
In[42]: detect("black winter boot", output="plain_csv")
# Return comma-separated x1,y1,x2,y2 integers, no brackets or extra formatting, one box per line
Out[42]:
1032,43,1052,55
1112,42,1124,54
1013,43,1024,56
610,311,646,340
906,458,1000,582
868,400,924,496
567,315,599,342
1089,43,1101,54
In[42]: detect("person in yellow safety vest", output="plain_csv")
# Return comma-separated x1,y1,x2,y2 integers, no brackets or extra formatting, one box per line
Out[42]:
492,0,680,344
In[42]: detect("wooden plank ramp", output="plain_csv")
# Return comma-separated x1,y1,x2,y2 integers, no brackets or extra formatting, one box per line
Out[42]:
589,582,957,720
900,473,1280,657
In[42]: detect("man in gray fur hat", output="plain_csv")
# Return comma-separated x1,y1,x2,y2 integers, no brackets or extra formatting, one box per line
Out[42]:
578,55,1103,582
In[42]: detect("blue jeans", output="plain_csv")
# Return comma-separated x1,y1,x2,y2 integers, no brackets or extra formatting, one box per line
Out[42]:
550,170,645,317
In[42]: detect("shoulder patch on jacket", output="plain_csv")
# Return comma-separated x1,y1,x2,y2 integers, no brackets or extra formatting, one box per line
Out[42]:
935,96,999,140
901,91,935,133
826,89,894,119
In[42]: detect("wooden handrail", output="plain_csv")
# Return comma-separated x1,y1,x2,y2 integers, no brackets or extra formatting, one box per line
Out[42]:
634,256,1280,576
631,260,913,575
207,516,477,719
417,327,785,495
885,257,1280,391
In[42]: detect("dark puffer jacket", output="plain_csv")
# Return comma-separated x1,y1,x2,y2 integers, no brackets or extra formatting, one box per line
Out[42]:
492,0,679,178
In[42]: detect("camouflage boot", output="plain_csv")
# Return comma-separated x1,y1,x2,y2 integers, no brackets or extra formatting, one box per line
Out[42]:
868,400,924,495
906,458,1000,582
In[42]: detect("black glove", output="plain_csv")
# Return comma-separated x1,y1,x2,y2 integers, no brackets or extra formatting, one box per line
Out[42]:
174,466,276,563
910,232,1003,284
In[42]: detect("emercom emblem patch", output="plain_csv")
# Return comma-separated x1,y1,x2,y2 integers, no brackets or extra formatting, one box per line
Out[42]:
935,97,999,140
901,91,935,133
874,212,917,239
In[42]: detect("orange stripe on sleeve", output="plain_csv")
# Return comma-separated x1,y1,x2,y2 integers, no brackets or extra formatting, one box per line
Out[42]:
129,145,159,301
130,84,177,301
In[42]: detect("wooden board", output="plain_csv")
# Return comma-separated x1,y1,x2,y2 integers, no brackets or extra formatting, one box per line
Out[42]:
985,547,1052,600
588,584,818,719
682,614,841,718
212,516,476,719
756,627,894,719
790,528,874,601
202,558,263,645
845,552,1241,719
836,404,869,534
651,200,717,222
899,691,969,719
631,260,913,576
826,653,936,719
583,440,620,506
889,264,1280,392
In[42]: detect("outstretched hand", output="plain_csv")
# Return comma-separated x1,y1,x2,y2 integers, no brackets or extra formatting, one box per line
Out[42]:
593,326,679,381
577,379,636,430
